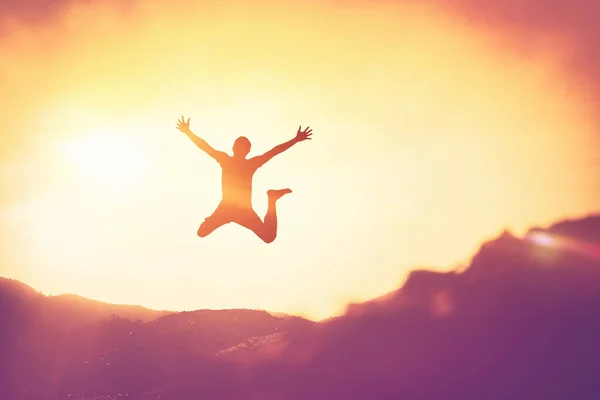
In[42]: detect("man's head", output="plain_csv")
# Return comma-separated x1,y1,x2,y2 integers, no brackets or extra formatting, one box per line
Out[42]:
233,136,251,158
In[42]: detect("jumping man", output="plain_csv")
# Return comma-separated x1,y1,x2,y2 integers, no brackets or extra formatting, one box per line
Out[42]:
175,116,313,243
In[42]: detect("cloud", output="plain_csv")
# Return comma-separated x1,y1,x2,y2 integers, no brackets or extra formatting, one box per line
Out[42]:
426,0,600,112
0,0,71,29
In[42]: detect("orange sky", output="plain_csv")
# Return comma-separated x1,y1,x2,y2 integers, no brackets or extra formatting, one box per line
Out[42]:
1,0,599,320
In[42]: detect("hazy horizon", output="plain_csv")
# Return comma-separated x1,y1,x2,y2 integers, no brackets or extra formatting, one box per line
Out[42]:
3,214,597,322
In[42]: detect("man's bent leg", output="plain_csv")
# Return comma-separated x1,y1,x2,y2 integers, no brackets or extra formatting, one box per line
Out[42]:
236,189,292,243
197,207,231,238
236,211,275,244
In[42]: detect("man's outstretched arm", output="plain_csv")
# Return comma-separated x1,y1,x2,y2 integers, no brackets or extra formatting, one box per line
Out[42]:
252,126,312,167
176,116,226,161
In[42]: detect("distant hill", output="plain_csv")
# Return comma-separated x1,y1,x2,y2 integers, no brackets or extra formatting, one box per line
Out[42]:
0,277,171,327
45,293,172,327
0,277,315,400
0,278,43,302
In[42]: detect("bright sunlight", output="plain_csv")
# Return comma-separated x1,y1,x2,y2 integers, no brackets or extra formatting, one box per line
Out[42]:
60,132,150,188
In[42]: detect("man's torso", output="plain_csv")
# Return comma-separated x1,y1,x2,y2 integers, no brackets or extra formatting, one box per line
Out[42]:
218,156,257,209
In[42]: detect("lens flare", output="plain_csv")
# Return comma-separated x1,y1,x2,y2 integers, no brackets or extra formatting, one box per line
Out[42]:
527,230,600,262
527,231,556,247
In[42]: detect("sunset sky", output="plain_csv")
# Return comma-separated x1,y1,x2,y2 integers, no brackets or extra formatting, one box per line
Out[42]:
1,0,599,320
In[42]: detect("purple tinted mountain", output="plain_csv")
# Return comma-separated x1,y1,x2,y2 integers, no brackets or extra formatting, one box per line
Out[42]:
268,214,600,400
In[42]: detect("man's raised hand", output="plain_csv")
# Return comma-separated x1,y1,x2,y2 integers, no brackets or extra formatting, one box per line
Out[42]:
176,116,191,134
296,126,313,142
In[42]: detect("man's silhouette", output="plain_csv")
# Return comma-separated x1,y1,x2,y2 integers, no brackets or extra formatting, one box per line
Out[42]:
176,116,312,243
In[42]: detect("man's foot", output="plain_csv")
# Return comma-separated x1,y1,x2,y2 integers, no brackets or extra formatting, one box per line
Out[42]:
267,188,292,201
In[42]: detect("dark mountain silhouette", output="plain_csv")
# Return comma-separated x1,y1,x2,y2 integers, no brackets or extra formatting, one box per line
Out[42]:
257,215,600,400
2,214,600,399
0,278,175,399
0,277,315,399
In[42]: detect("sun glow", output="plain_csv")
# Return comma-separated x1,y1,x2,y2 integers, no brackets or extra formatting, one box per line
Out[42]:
60,132,150,187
